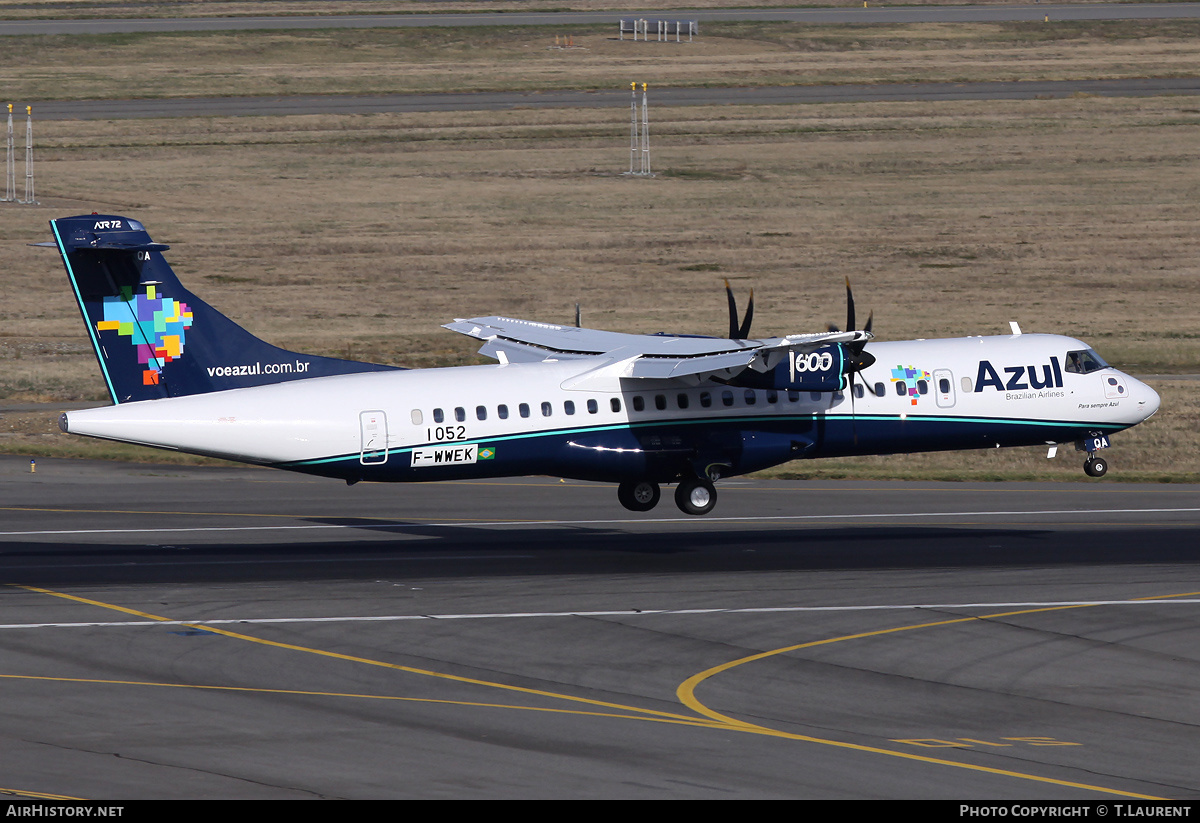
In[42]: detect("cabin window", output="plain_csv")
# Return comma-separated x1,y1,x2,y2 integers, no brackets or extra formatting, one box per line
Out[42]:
455,407,466,422
916,380,928,395
564,400,576,415
938,378,951,394
587,399,598,414
787,391,799,403
476,405,487,421
411,409,423,425
874,382,885,397
433,408,444,424
721,390,734,407
655,394,667,411
853,384,864,399
961,377,973,393
498,404,509,419
744,390,757,405
810,392,822,402
519,403,530,418
633,396,645,412
610,398,621,413
541,401,553,417
700,391,712,408
895,382,906,397
766,391,778,404
677,393,689,409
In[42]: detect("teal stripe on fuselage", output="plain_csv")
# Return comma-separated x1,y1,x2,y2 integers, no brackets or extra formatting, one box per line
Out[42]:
281,411,1121,469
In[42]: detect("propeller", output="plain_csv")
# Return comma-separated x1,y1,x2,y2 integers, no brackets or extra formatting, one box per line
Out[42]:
725,279,754,340
838,278,877,393
834,278,876,443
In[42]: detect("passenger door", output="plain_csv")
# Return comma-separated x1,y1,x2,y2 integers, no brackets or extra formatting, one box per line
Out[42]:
933,369,956,409
360,410,388,464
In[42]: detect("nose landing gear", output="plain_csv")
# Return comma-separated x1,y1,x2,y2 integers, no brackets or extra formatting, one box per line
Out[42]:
1084,455,1108,478
1077,434,1112,479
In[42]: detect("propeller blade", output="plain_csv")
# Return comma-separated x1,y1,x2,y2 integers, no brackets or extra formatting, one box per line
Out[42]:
845,277,856,334
725,280,754,340
842,280,875,390
850,373,858,445
575,303,581,328
725,280,739,340
847,310,874,354
737,288,754,340
861,369,881,397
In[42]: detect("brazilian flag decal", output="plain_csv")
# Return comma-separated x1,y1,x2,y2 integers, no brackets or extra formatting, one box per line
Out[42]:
478,447,496,460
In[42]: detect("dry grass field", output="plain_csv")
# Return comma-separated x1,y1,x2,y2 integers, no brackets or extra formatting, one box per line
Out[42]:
0,0,1154,21
6,21,1200,101
1,14,1197,480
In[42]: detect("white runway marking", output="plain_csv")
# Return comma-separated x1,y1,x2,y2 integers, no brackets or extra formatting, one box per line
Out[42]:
2,599,1197,630
2,507,1199,537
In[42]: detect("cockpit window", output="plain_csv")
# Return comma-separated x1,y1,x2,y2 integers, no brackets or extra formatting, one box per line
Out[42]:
1065,349,1109,375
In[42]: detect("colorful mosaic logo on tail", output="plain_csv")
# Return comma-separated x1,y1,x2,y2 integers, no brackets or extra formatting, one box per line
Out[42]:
95,285,194,385
891,365,932,406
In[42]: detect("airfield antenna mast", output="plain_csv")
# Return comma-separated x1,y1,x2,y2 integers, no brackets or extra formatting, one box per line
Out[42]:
628,81,638,174
19,106,36,205
3,104,13,202
624,83,654,177
640,83,651,175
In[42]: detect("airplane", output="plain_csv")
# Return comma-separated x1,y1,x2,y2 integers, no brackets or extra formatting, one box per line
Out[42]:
44,214,1160,516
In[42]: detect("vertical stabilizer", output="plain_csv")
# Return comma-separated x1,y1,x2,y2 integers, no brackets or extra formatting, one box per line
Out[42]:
51,215,397,404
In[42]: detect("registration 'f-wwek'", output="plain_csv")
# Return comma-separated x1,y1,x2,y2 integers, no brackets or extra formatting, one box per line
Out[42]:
46,215,1160,516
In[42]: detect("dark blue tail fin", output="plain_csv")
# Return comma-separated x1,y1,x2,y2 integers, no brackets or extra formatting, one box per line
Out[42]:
51,214,398,404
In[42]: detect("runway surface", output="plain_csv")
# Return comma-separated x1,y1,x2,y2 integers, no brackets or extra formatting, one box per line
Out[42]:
28,78,1200,121
0,454,1197,798
5,3,1200,35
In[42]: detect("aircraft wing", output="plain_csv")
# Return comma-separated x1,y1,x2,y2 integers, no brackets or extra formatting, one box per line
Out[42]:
443,316,867,387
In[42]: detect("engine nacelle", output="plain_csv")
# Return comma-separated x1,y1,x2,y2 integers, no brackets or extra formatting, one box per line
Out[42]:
732,344,848,392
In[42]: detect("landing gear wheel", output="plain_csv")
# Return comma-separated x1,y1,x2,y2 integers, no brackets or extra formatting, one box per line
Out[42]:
1084,456,1109,478
618,480,660,512
675,478,717,516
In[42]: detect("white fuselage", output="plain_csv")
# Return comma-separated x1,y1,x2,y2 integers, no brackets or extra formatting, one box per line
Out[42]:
62,334,1160,482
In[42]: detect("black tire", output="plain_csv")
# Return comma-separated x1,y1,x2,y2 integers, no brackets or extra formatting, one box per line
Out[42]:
674,478,717,516
618,479,660,512
1084,456,1109,478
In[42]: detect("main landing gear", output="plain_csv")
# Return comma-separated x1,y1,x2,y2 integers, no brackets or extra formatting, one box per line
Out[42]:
617,479,660,512
674,477,717,516
617,477,718,516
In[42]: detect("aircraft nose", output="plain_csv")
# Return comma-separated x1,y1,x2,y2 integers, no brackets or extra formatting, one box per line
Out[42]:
1132,377,1161,421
